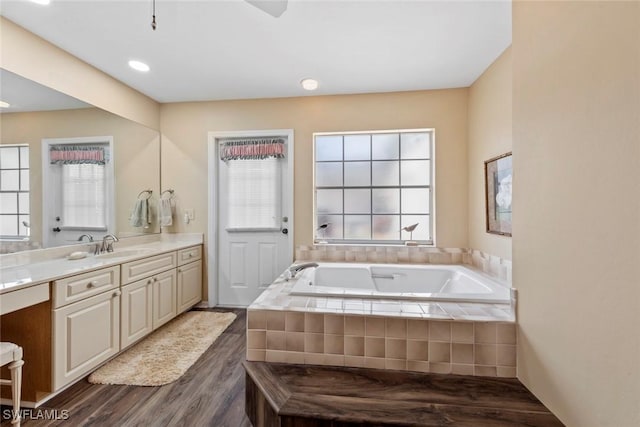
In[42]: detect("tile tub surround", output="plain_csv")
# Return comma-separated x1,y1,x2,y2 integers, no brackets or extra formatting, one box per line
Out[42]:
295,245,512,283
247,272,517,377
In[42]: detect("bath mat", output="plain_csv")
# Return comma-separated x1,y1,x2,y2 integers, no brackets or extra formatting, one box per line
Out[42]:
88,311,237,386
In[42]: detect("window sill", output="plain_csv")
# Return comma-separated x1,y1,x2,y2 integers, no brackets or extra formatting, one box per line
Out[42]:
313,241,435,248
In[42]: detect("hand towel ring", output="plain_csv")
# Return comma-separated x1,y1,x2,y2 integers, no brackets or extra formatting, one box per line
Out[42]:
161,189,174,200
137,189,153,200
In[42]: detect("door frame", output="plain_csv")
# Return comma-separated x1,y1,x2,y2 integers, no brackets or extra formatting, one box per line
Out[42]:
207,129,294,307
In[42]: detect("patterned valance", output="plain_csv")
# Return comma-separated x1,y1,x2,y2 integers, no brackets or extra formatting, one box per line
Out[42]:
50,145,108,165
219,138,285,161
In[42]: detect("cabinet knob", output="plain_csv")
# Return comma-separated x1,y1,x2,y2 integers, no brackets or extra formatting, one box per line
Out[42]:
113,290,121,297
87,281,98,288
147,279,152,284
178,268,182,273
189,253,193,258
153,277,158,282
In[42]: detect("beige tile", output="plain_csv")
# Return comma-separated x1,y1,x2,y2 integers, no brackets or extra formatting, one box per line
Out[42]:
451,322,474,343
366,317,385,337
474,322,497,343
452,343,474,364
304,313,325,333
386,318,407,338
247,330,266,350
325,334,345,355
407,319,429,339
266,311,286,331
266,331,285,350
324,354,345,366
452,364,474,376
285,332,305,352
284,351,305,364
344,336,365,356
304,353,325,365
496,345,517,367
407,360,430,373
325,314,345,335
497,323,517,345
430,321,451,341
386,359,407,371
386,338,407,359
344,315,365,336
364,357,386,369
475,365,497,377
285,312,305,332
246,349,265,361
365,337,385,358
247,310,267,329
344,356,366,368
407,340,428,361
265,350,287,363
305,333,325,353
429,341,450,363
474,344,497,365
430,362,452,374
497,366,517,378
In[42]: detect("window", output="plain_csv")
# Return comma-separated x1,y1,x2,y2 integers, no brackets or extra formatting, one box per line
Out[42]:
314,130,434,244
61,163,107,228
0,145,30,239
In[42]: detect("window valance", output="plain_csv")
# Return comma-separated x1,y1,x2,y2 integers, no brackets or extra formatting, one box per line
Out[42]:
49,145,108,165
219,138,285,161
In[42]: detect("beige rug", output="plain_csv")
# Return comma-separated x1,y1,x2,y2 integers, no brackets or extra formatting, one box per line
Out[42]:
88,311,237,386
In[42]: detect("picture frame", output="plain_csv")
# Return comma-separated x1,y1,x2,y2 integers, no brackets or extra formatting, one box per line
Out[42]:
485,152,512,236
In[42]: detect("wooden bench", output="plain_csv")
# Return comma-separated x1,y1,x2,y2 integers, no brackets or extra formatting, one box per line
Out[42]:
244,362,563,426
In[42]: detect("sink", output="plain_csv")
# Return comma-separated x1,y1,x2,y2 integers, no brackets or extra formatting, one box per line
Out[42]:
96,248,157,259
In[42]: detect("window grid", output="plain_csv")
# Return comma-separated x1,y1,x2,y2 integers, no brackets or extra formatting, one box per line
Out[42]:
314,130,433,244
0,145,30,239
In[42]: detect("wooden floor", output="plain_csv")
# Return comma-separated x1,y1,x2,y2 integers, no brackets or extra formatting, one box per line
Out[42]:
1,308,250,427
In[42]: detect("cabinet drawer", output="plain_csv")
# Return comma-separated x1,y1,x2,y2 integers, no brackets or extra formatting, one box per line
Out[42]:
121,252,177,284
1,282,49,315
53,266,120,308
177,245,202,266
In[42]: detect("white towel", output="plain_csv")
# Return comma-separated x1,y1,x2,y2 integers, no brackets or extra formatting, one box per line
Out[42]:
158,198,173,227
130,199,150,228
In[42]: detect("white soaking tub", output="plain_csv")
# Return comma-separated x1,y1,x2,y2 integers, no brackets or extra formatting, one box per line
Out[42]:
289,263,511,304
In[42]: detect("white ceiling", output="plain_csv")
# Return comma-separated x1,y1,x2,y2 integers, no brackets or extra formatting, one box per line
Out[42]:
0,0,512,104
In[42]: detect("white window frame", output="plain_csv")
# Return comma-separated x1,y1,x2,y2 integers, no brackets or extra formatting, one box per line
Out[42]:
313,129,435,246
0,144,30,240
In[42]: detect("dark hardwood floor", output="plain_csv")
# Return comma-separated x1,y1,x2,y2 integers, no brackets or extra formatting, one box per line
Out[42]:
1,308,250,427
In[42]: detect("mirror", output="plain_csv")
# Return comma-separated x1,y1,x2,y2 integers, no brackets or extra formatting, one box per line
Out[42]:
0,69,161,253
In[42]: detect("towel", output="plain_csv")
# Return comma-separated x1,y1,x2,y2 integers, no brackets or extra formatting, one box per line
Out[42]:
130,199,150,228
158,198,173,227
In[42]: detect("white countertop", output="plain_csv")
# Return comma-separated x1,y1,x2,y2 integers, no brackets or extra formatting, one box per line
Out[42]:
0,234,203,294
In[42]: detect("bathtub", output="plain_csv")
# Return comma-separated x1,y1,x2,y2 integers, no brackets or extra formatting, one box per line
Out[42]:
289,263,511,304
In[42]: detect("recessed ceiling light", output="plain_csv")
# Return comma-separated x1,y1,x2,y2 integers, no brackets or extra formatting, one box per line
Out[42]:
30,0,51,5
301,78,319,91
128,60,150,72
0,101,10,108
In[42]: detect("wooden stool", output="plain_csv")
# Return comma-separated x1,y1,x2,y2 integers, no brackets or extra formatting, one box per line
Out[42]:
1,343,24,426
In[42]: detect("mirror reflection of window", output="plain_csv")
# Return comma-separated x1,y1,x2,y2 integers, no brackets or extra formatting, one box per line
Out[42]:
0,144,30,239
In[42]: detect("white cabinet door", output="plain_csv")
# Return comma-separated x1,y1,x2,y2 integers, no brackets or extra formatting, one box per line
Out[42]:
152,269,177,330
177,260,202,314
53,289,120,390
121,278,153,349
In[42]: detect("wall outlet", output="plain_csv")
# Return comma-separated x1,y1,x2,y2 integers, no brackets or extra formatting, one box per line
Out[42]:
185,209,195,220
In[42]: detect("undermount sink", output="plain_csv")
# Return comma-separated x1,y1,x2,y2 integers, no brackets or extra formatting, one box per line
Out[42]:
96,248,157,259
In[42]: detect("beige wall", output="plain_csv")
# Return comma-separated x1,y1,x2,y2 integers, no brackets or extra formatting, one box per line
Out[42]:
513,2,640,426
1,108,160,244
468,47,512,260
0,17,160,130
160,89,470,299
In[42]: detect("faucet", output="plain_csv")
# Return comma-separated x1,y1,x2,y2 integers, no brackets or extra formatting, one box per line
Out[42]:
285,262,319,280
101,234,119,253
77,234,94,242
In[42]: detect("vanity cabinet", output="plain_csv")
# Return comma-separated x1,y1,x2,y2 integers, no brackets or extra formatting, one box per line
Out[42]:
177,245,202,314
52,287,121,390
121,278,153,349
152,269,178,329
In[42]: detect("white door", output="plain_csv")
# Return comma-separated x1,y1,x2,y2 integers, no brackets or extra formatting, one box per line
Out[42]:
210,130,293,307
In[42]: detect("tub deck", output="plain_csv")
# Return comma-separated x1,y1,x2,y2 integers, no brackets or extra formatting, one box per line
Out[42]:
245,361,563,426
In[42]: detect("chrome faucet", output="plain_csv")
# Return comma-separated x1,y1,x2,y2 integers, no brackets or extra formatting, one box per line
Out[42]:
77,234,94,242
285,262,319,280
101,234,119,253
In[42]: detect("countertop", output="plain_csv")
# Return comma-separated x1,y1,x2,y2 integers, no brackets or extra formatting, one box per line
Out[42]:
0,235,203,294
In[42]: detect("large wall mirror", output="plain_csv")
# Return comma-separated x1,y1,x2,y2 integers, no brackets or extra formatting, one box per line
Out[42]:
0,69,161,254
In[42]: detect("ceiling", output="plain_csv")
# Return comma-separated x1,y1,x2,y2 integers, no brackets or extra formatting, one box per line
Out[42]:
0,0,512,104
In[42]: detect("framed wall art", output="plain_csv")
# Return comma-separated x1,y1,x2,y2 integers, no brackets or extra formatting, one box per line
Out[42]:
485,152,512,236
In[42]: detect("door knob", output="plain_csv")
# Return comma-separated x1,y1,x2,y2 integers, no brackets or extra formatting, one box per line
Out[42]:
281,228,288,234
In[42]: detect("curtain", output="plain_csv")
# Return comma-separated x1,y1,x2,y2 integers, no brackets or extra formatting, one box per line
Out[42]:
50,145,108,165
219,137,285,161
